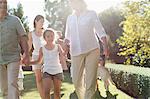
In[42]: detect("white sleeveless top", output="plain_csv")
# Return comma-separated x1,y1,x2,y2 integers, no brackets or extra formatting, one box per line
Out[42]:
42,44,63,74
32,31,45,55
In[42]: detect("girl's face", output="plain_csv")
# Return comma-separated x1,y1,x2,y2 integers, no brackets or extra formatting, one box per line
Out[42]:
44,31,54,43
35,18,44,29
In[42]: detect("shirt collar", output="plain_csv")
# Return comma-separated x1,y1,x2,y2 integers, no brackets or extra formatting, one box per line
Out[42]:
0,13,9,22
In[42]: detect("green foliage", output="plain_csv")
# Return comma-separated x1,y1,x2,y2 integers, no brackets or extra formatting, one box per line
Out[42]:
117,0,150,66
44,0,72,34
8,3,29,33
106,63,150,98
98,7,124,63
99,7,123,42
0,70,133,99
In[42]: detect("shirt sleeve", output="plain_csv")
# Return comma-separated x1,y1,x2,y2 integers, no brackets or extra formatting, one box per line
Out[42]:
92,11,107,39
65,16,71,40
15,17,27,36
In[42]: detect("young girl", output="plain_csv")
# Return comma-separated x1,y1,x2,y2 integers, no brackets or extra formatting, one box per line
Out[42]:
28,15,45,99
30,28,64,99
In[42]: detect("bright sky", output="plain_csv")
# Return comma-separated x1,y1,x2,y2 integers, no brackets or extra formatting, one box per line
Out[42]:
7,0,123,30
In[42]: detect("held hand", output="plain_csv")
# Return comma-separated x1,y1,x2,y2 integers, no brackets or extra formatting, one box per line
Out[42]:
64,39,70,45
103,48,110,59
57,39,63,44
22,54,30,66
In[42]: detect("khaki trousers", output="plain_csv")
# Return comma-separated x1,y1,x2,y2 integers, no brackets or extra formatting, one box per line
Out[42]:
71,48,100,99
0,61,20,99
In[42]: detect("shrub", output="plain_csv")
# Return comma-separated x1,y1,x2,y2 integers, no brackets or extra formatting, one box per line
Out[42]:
106,64,150,98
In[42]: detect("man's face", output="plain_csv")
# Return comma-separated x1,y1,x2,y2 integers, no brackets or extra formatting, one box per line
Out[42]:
0,0,7,14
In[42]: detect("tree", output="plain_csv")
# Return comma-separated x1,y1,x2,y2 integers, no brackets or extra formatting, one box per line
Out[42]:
117,0,150,67
44,0,72,34
98,7,124,63
8,3,30,33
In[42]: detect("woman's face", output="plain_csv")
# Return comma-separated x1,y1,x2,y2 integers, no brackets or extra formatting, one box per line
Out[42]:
69,0,81,11
70,0,86,10
35,18,44,29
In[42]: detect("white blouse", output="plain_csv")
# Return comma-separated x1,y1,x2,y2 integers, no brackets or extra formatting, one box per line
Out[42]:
32,31,45,55
65,10,107,56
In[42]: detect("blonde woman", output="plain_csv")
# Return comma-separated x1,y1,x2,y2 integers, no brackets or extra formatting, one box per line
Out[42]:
64,0,109,99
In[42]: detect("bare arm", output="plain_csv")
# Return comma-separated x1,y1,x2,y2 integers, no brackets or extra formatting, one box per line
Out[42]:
20,35,30,65
101,36,109,57
58,44,65,56
58,45,68,69
57,39,64,47
30,47,43,65
57,39,69,56
92,11,109,57
64,39,70,55
28,32,33,52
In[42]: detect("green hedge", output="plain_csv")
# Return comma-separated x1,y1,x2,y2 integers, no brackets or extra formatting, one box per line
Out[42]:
106,63,150,99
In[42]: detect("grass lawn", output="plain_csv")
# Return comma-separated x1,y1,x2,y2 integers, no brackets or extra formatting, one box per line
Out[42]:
0,71,133,99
